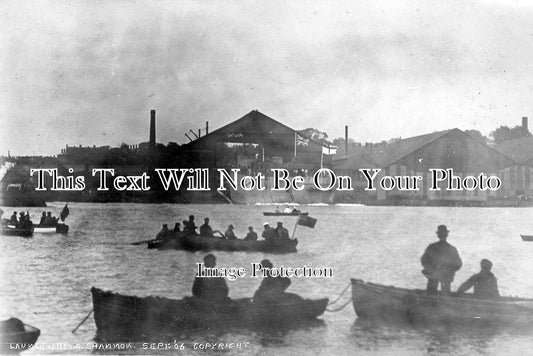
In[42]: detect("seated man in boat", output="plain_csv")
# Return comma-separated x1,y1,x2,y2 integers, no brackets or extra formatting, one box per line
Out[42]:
184,215,197,234
253,259,303,304
275,222,290,240
9,211,18,225
200,217,214,237
225,224,237,240
156,224,173,242
244,226,258,241
421,225,462,296
192,254,230,304
283,206,293,214
174,222,181,233
455,259,499,299
44,212,56,226
262,223,276,241
39,212,46,225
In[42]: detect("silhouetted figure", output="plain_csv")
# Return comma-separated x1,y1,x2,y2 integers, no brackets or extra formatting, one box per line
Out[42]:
174,222,181,233
275,222,289,240
421,225,462,296
200,218,214,237
192,254,229,303
244,226,258,241
262,223,276,241
456,259,499,299
225,224,237,240
253,259,302,304
156,224,173,242
184,215,197,234
39,212,46,225
9,212,18,225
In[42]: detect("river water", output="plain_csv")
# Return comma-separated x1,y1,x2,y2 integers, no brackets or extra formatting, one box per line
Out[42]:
1,203,533,355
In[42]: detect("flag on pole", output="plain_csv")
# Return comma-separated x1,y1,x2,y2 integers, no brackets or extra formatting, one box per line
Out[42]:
60,203,69,222
297,215,317,228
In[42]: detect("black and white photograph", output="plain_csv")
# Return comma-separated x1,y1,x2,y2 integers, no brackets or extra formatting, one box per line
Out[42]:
2,1,533,355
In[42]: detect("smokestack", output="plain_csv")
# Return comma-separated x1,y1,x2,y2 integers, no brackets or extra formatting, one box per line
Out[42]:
206,121,209,135
345,125,349,155
149,109,156,148
522,116,528,131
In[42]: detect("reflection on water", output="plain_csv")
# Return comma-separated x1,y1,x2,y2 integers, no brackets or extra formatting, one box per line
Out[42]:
1,203,533,355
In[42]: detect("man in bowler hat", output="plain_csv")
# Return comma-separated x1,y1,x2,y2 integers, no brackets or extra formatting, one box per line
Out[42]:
421,225,462,296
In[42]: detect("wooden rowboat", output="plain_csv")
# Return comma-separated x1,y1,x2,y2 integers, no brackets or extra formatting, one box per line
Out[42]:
33,223,69,234
148,234,298,254
263,211,308,216
91,287,328,341
521,234,533,241
351,278,533,326
1,225,34,237
0,318,40,354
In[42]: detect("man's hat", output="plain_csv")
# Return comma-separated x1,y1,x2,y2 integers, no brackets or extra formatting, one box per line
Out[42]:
437,225,449,233
277,221,283,225
228,224,234,229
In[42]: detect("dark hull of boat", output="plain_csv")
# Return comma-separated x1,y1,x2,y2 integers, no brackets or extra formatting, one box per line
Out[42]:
521,234,533,241
34,224,69,233
351,278,533,326
0,324,40,354
263,212,308,216
91,287,328,341
1,226,34,237
148,235,298,254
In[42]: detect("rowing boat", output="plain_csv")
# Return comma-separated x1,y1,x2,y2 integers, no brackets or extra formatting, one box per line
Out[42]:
0,318,40,354
263,212,308,216
351,278,533,326
521,234,533,241
33,223,69,234
0,225,33,237
91,287,328,341
148,234,298,254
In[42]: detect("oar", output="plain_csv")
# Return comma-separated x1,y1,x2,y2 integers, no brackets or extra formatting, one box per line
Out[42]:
131,238,157,246
72,309,93,333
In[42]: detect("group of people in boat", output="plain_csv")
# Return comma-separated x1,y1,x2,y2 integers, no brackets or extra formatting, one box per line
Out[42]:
156,214,292,243
38,212,59,226
3,211,34,229
421,224,499,299
192,253,301,305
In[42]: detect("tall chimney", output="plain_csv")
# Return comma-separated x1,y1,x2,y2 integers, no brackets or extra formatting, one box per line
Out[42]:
522,116,528,131
345,125,349,155
149,109,156,148
206,121,209,135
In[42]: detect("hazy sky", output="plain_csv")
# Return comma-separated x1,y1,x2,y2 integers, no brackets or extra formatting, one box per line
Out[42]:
2,0,533,156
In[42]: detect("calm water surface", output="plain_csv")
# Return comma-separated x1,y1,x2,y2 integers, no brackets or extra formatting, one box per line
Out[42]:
2,203,533,355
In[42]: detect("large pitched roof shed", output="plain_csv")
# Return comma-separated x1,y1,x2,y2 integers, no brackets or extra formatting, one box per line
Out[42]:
186,110,323,149
334,128,513,173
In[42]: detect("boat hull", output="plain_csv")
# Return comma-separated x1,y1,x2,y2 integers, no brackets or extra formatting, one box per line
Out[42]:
351,278,533,326
0,321,40,354
1,226,34,237
521,234,533,241
148,234,298,254
91,287,328,341
263,212,308,216
33,224,69,234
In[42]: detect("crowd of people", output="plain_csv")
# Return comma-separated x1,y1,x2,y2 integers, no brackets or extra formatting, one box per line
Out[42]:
421,224,499,299
155,214,293,243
